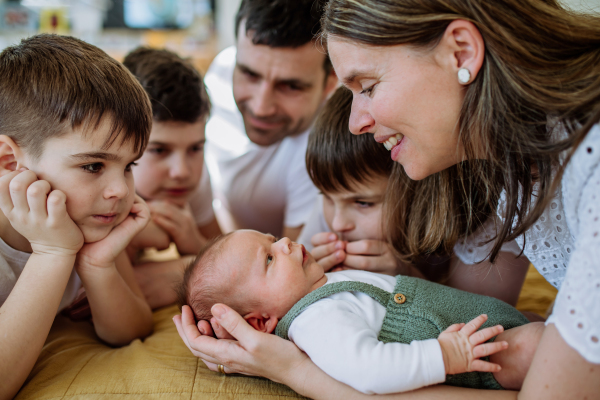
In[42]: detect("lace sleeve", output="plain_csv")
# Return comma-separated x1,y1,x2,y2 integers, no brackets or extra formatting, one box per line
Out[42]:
548,154,600,363
453,216,522,265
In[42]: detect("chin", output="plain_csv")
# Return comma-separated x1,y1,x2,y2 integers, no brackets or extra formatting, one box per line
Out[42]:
80,226,112,244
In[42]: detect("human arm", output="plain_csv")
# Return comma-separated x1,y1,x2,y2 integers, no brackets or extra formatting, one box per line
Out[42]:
128,219,172,254
76,196,153,345
175,305,519,400
134,255,195,309
199,216,222,241
0,170,83,400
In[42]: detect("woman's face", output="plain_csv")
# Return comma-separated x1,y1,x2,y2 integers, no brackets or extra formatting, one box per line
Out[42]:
328,38,466,180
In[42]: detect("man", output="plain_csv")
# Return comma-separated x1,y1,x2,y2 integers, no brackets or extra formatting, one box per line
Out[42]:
204,0,338,240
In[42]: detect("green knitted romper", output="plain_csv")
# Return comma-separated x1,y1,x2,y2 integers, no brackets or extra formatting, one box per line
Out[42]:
275,275,529,390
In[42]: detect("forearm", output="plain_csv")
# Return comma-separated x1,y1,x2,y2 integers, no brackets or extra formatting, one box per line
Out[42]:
134,257,191,309
0,254,75,400
79,266,152,346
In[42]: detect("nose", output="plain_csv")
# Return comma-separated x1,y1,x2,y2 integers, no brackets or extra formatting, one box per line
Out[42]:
169,152,192,181
274,237,293,255
349,95,376,135
104,174,129,200
331,209,355,234
249,82,276,117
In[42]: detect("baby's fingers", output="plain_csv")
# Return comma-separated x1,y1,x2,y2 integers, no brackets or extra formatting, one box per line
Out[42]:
460,314,489,336
469,324,504,346
470,359,502,373
473,341,509,359
443,323,466,334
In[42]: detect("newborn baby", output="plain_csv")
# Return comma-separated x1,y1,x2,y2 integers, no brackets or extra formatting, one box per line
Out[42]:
178,230,544,394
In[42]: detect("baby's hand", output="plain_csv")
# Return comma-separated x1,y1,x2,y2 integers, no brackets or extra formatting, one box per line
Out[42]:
0,170,83,256
310,232,346,271
438,314,508,375
149,200,204,255
77,195,149,272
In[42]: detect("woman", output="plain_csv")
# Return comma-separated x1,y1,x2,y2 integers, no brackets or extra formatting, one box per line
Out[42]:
175,0,600,398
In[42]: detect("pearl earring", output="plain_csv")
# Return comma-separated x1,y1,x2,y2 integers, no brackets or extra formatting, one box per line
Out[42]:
458,68,471,84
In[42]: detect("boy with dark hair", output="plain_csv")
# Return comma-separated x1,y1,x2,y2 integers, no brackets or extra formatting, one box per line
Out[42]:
204,0,337,240
122,47,221,309
298,87,410,275
0,34,153,398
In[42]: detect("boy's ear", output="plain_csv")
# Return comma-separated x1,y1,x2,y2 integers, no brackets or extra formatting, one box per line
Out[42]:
244,312,279,334
0,135,25,176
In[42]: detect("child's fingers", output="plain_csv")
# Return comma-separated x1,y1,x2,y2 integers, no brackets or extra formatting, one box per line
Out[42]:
469,324,504,346
0,170,21,213
310,232,338,247
153,214,179,237
470,359,502,373
46,190,68,222
27,180,51,219
345,240,387,256
473,341,509,359
460,314,488,336
316,251,346,272
8,170,38,214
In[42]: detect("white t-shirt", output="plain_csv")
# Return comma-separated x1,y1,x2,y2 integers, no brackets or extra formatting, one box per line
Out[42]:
0,236,80,312
297,195,330,250
454,124,600,364
289,270,446,394
188,161,216,226
204,46,319,237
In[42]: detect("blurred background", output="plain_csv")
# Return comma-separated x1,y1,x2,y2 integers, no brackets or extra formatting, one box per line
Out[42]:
0,0,598,73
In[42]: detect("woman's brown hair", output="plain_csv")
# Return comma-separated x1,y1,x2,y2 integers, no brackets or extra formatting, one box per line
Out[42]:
321,0,600,262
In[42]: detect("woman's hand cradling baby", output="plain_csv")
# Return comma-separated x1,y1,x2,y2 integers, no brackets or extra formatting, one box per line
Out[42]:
174,304,312,386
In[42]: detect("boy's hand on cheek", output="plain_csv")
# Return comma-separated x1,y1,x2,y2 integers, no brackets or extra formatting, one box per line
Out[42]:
149,200,204,255
77,195,150,271
0,170,83,257
310,232,347,272
342,240,399,276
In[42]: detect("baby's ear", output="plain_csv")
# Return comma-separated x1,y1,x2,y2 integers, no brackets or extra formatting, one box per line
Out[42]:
0,135,25,176
244,312,279,334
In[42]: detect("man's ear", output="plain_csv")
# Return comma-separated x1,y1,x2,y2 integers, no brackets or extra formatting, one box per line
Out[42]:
244,312,279,334
435,19,485,84
0,135,25,176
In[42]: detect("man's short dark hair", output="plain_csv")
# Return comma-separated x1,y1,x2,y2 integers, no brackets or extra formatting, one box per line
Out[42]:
0,34,151,159
123,47,211,124
307,87,394,193
235,0,332,74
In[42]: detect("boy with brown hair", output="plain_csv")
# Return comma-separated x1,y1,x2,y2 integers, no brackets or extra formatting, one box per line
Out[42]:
0,34,154,399
122,47,221,309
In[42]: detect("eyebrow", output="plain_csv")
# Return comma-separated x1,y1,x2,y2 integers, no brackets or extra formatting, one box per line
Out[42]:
236,63,313,90
148,139,206,146
69,152,122,162
341,69,371,86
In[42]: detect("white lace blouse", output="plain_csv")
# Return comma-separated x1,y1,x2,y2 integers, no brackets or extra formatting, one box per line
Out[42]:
454,124,600,364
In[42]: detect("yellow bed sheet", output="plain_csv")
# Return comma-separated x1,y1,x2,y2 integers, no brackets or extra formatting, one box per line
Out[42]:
16,265,557,400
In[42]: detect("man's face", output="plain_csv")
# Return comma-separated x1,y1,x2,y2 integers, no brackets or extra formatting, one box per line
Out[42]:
133,119,205,207
322,176,388,243
25,119,139,243
233,25,337,146
219,230,326,318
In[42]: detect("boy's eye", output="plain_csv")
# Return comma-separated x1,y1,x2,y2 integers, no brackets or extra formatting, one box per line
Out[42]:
190,144,204,153
266,254,273,266
125,162,138,172
148,147,167,155
81,163,103,174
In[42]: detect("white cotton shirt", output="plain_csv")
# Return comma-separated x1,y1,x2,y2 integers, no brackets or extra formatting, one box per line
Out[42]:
297,195,330,250
288,270,446,394
204,46,319,237
0,236,81,312
188,161,216,226
454,124,600,363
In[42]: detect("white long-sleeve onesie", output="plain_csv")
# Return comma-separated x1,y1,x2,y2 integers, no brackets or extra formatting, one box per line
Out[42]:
287,270,446,394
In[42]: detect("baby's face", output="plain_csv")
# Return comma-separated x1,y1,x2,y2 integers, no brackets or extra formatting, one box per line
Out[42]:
219,230,327,317
322,176,388,242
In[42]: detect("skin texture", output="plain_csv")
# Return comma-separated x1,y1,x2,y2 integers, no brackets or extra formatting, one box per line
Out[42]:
130,119,222,309
233,24,338,148
310,177,412,275
0,121,152,400
173,20,600,400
